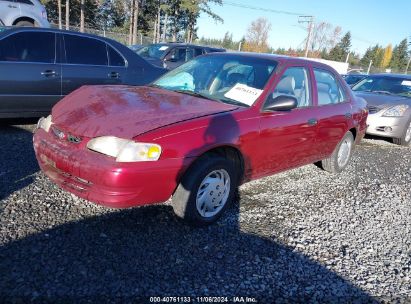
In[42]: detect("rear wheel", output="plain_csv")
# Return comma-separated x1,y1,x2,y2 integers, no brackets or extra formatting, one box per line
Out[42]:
393,119,411,146
15,20,34,27
321,131,354,173
172,155,238,226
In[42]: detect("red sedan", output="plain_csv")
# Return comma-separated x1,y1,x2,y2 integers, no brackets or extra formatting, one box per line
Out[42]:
33,53,368,225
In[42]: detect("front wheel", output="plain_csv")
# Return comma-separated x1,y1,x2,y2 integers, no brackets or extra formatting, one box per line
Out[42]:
172,155,238,226
393,119,411,146
321,131,354,173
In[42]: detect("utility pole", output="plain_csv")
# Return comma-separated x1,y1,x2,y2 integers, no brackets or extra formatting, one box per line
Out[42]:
405,57,411,75
299,15,314,58
367,60,373,75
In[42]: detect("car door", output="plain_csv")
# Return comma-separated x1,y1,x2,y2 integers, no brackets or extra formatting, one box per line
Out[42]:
61,33,122,96
0,0,17,25
258,65,321,175
0,30,61,116
312,68,352,159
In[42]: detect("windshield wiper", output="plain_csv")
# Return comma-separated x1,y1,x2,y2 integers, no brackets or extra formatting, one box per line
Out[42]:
172,89,213,100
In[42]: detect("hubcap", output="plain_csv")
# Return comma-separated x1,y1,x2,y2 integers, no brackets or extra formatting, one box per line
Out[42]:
405,121,411,142
196,169,231,218
337,138,352,167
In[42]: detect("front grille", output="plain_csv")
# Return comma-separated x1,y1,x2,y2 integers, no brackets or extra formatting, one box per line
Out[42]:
367,105,382,114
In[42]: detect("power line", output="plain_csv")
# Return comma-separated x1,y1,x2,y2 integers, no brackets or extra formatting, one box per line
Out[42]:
222,1,305,16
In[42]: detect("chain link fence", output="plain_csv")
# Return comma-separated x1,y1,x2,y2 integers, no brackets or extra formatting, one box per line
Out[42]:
50,23,154,46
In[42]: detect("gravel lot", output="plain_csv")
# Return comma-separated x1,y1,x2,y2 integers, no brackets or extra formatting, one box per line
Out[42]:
0,123,410,303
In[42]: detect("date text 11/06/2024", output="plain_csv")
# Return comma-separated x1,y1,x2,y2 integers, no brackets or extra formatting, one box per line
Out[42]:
149,296,258,303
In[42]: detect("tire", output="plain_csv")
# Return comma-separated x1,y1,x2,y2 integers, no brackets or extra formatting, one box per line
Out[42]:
321,131,354,174
172,154,238,226
392,118,411,146
15,21,34,27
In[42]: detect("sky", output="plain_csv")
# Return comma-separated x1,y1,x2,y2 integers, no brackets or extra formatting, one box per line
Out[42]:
196,0,411,55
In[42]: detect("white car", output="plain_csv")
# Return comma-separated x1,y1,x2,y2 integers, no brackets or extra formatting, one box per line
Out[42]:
0,0,50,28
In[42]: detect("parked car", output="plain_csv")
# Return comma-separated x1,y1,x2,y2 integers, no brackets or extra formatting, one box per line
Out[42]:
0,0,50,27
136,42,226,70
342,74,367,87
33,53,367,225
129,44,144,52
0,27,167,118
353,74,411,146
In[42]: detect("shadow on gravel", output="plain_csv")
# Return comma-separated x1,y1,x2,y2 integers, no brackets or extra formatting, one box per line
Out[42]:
0,202,377,303
0,123,39,201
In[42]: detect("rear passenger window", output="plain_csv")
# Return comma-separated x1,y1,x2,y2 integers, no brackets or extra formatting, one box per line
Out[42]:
0,32,55,63
64,34,108,66
107,45,125,66
314,69,346,105
272,67,311,107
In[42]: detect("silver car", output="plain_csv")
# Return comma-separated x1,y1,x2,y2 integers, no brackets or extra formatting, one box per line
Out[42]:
0,0,50,28
353,74,411,146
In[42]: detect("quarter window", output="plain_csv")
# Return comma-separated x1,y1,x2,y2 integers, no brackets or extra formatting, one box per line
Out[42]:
314,69,345,105
0,32,55,63
64,34,108,66
272,67,311,107
107,45,125,66
16,0,33,4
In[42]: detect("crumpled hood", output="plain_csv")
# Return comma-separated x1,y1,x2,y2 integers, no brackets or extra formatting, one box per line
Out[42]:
52,85,238,139
354,92,411,108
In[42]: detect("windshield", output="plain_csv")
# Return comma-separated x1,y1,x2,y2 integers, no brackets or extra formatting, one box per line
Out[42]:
152,55,277,106
137,44,169,59
352,76,411,97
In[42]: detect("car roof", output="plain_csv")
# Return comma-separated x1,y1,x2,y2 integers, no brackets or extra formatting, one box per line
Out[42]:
205,51,339,71
367,73,411,80
0,27,119,45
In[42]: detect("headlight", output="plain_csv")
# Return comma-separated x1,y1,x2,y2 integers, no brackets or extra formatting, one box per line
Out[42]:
382,105,409,117
37,115,52,132
86,136,161,162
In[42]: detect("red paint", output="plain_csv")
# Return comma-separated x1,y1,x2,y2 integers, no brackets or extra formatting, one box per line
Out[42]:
33,56,367,208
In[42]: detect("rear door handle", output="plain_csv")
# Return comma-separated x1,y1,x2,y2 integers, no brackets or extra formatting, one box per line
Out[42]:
8,4,18,8
41,70,58,77
345,113,352,119
307,118,318,126
108,71,120,79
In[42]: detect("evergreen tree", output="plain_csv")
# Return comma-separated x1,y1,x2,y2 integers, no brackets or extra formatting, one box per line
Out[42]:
390,39,409,71
328,31,351,61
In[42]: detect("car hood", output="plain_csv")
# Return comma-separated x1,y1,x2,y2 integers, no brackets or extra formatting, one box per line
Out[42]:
354,92,411,108
52,85,238,139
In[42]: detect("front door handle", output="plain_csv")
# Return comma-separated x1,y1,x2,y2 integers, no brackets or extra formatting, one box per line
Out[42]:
307,118,318,126
345,113,352,119
8,4,18,8
41,70,58,77
108,71,120,79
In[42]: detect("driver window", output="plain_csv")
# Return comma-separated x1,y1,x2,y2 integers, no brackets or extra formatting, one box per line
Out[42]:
166,48,186,63
272,67,311,107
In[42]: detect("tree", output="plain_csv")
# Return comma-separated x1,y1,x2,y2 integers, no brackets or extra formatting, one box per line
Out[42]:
80,0,84,32
381,44,393,68
309,22,342,57
390,39,409,71
65,0,69,29
57,0,62,29
243,17,272,53
328,31,351,61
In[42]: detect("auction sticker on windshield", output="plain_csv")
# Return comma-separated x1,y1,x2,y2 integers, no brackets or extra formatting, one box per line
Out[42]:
401,80,411,86
224,83,263,106
159,46,169,51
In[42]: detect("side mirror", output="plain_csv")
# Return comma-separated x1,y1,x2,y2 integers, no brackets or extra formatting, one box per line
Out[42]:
263,95,298,112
